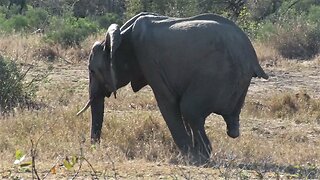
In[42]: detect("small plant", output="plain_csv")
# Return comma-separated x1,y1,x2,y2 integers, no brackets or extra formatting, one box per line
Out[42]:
14,149,32,172
0,55,33,113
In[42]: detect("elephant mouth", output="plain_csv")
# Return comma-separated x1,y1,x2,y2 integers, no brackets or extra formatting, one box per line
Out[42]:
104,85,116,98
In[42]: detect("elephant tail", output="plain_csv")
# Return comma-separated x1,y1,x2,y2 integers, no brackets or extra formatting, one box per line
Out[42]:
253,65,269,79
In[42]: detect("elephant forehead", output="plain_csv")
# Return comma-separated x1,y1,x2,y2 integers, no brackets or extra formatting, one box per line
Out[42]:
92,41,103,51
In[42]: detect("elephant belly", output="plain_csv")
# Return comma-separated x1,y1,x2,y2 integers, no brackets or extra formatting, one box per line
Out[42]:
181,67,251,117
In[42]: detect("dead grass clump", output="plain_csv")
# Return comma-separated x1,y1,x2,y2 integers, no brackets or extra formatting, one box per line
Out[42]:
254,42,281,66
267,91,320,120
269,93,298,118
62,47,90,63
33,45,58,62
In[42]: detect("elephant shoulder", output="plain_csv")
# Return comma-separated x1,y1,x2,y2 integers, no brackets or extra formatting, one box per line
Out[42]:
131,15,169,42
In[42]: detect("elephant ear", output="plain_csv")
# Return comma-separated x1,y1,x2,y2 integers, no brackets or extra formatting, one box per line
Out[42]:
104,24,121,95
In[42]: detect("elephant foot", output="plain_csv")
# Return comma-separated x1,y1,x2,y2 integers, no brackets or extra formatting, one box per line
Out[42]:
90,137,101,144
227,123,240,138
185,151,211,166
227,128,239,138
223,115,240,138
186,144,212,166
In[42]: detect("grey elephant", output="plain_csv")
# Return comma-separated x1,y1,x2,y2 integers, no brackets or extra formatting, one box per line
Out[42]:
77,12,268,161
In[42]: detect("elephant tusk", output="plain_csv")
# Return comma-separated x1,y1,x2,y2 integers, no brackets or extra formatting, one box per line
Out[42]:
76,100,91,116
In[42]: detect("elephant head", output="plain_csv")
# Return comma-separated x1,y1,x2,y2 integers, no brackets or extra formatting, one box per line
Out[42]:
77,24,122,143
77,13,153,143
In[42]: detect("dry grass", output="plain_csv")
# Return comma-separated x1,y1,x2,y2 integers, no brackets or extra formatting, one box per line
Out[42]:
254,42,281,64
1,34,320,179
0,33,101,65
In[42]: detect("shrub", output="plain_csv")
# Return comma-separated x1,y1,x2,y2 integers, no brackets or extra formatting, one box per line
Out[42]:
4,14,29,32
307,5,320,23
97,13,122,29
236,7,260,38
0,7,49,33
0,55,32,113
255,21,277,41
25,8,49,29
257,5,320,60
45,17,99,47
271,19,320,60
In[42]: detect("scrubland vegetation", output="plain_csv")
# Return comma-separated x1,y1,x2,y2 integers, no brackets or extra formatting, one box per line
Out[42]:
0,0,320,179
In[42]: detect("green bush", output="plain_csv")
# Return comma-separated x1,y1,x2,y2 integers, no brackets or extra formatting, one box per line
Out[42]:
307,5,320,23
256,3,320,59
0,55,32,113
25,8,49,29
45,17,99,47
3,14,28,32
0,7,49,33
97,13,122,29
271,20,319,60
255,21,277,41
236,7,260,38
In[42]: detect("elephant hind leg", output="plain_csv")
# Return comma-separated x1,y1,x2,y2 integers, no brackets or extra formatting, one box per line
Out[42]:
155,95,193,155
222,85,249,138
222,115,240,138
180,101,212,163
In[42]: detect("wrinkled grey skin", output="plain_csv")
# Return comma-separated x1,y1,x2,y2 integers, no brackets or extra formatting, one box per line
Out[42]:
78,12,268,162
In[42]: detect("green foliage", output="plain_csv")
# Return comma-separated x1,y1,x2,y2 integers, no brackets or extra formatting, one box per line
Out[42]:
236,7,260,37
15,149,24,160
307,5,320,23
0,55,29,113
125,0,144,19
97,13,122,29
125,0,200,18
0,7,48,32
250,1,320,59
3,14,28,32
63,156,78,170
25,8,49,29
13,149,32,172
255,21,277,41
45,17,98,47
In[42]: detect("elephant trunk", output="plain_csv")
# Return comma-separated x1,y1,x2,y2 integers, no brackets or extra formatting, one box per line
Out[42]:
76,97,105,144
90,96,105,144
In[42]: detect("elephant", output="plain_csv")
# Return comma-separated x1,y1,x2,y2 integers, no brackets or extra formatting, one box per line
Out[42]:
8,0,26,14
77,12,268,162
